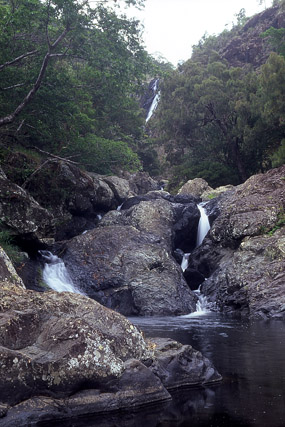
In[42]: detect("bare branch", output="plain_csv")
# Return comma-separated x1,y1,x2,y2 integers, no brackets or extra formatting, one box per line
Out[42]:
0,27,71,127
28,145,79,164
2,83,25,90
0,50,38,71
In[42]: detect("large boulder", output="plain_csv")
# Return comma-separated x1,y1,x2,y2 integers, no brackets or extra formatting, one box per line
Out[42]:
210,165,285,248
0,171,54,240
0,273,221,424
120,171,159,195
178,178,213,198
192,165,285,319
63,225,197,316
102,175,135,204
24,161,118,239
201,227,285,319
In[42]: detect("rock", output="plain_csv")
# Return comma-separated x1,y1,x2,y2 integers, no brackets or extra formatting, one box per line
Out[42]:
210,165,285,248
190,165,285,319
149,338,222,389
202,227,285,319
0,282,221,424
0,246,25,289
63,225,197,316
24,161,119,239
0,284,151,406
201,184,235,201
220,5,285,68
102,175,135,205
172,202,200,251
183,267,205,290
120,171,159,195
0,173,54,240
178,178,213,198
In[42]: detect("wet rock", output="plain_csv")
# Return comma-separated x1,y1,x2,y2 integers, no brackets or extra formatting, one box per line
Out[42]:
183,268,205,290
150,338,222,389
172,202,200,252
193,166,285,318
202,227,285,319
63,225,197,316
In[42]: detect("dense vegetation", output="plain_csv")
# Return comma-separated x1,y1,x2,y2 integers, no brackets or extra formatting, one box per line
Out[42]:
0,0,284,191
0,0,155,180
149,1,285,189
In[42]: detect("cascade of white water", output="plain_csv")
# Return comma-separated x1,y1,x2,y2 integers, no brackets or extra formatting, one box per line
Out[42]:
196,204,210,247
39,250,83,295
194,287,210,313
146,92,160,122
117,203,123,211
181,253,190,272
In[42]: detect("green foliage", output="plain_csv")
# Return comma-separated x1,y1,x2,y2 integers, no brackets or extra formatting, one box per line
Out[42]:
154,46,285,187
271,139,285,167
62,134,141,175
0,228,22,263
261,27,285,56
0,0,153,175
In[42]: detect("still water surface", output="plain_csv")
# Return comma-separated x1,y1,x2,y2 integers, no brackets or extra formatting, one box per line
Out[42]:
54,313,285,427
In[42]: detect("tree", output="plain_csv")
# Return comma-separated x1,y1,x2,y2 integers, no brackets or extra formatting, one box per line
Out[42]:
0,0,153,174
0,0,147,129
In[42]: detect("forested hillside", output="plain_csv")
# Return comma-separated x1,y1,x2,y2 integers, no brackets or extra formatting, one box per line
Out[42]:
149,1,285,190
0,0,155,181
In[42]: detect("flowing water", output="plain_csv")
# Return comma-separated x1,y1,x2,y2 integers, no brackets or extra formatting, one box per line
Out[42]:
38,206,284,427
196,203,211,247
39,250,84,295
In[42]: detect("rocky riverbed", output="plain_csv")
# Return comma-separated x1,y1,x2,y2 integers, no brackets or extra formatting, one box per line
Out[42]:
0,162,284,423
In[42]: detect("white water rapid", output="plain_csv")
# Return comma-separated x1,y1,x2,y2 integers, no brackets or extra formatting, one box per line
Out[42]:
40,250,83,295
196,204,210,247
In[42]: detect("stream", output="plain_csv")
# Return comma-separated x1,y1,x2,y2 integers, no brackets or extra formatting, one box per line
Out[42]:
39,204,284,427
51,313,284,427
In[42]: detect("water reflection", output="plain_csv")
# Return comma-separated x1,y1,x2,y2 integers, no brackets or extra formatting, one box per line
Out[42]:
43,314,285,427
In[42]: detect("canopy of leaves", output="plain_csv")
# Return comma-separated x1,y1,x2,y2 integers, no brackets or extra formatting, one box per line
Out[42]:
152,50,285,189
0,0,153,174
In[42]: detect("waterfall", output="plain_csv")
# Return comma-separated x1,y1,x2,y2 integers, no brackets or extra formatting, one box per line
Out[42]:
196,204,210,247
145,78,160,123
146,93,160,122
194,287,210,313
39,250,83,295
181,286,210,317
181,253,190,272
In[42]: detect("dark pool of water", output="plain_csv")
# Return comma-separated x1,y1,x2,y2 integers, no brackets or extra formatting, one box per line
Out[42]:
53,313,285,427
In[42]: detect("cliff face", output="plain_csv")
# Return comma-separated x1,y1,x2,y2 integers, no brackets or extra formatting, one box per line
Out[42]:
220,4,285,68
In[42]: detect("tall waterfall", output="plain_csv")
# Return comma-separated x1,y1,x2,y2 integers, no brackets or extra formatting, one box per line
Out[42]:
39,250,83,295
196,204,210,247
145,78,160,123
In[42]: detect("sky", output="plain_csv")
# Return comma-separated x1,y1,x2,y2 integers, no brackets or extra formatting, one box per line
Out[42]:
124,0,267,66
